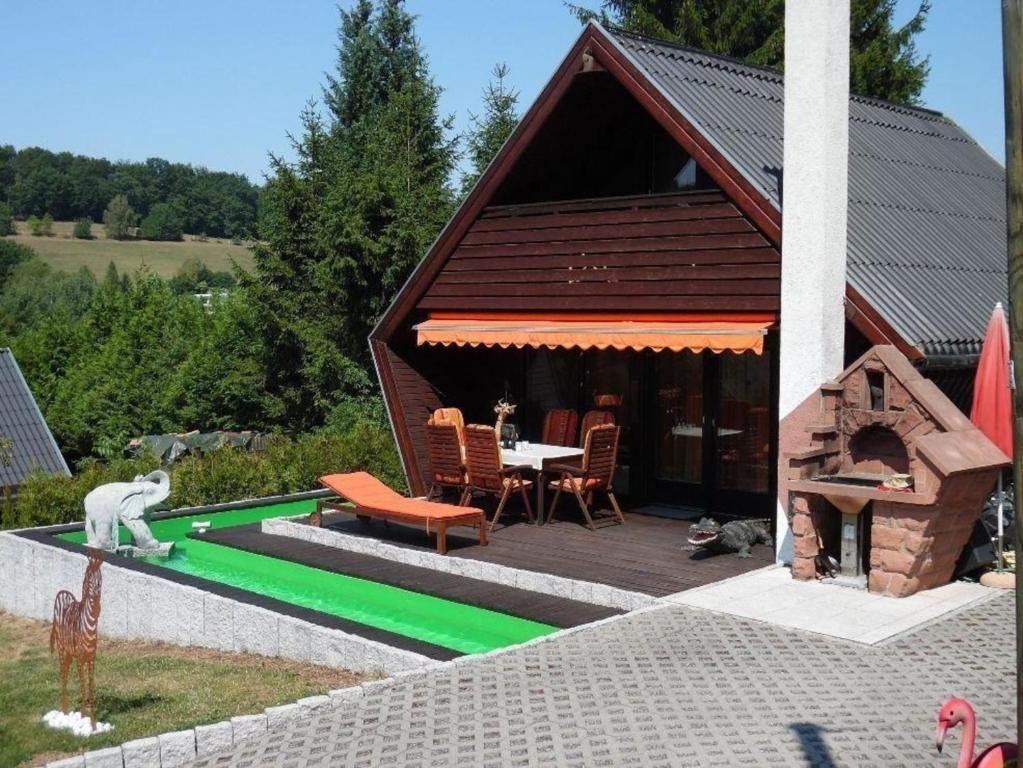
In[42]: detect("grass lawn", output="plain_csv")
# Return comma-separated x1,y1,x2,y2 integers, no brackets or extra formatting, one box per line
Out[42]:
0,613,374,767
6,221,255,279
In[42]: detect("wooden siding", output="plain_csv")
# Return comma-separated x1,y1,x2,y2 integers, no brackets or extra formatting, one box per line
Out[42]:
418,190,780,314
380,343,443,493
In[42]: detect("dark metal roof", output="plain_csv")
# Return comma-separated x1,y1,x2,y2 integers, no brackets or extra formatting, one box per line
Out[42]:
0,348,70,491
607,27,1007,359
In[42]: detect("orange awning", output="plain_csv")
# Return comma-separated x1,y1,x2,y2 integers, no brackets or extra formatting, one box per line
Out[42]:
414,315,771,354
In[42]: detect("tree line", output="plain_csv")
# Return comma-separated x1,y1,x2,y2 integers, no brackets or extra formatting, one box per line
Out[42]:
0,146,261,238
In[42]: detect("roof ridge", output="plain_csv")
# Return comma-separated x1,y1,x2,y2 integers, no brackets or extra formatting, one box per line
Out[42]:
606,25,785,80
606,25,949,122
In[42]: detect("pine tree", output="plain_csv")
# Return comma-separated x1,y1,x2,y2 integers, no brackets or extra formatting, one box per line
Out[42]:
250,0,456,430
571,0,930,104
461,64,520,196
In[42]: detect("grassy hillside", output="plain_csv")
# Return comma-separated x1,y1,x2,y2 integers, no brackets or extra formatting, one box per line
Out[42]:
5,221,255,278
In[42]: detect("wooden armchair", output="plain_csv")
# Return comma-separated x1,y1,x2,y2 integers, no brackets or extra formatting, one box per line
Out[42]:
578,409,615,447
425,421,466,499
461,424,535,532
547,423,624,530
542,409,578,447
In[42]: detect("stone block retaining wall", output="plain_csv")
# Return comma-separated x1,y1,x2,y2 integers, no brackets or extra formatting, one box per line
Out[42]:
0,532,432,675
264,517,658,611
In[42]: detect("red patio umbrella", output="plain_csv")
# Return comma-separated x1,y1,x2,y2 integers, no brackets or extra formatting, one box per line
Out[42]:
971,302,1013,567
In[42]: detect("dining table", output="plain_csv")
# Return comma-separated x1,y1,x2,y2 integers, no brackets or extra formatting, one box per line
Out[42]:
500,442,584,524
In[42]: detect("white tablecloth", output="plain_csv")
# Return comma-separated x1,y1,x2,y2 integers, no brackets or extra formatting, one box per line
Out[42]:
501,443,584,471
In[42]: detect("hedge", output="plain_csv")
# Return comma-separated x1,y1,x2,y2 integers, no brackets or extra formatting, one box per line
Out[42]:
1,425,404,531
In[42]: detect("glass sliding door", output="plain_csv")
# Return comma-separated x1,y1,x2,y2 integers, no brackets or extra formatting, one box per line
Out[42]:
648,346,774,515
714,349,773,511
652,351,707,506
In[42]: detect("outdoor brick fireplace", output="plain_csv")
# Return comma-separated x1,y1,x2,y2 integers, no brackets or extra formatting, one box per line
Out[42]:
784,345,1007,597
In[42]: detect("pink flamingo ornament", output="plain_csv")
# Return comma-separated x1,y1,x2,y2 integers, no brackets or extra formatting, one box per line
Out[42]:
935,698,1017,767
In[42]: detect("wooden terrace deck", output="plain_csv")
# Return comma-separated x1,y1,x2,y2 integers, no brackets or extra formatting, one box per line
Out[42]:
312,509,774,597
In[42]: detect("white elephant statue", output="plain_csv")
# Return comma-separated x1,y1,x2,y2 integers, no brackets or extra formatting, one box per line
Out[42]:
84,470,171,553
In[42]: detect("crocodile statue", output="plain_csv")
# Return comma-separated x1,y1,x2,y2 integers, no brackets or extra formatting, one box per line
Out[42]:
686,517,772,558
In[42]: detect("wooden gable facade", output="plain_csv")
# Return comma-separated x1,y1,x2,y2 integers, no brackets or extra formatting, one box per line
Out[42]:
371,24,793,496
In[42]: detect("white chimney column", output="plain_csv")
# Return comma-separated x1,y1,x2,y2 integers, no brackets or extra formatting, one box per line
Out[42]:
776,0,850,562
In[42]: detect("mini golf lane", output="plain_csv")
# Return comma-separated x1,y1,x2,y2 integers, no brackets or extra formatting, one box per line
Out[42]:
59,499,556,655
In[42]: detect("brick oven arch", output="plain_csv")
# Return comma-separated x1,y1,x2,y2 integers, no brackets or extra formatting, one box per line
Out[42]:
847,425,909,475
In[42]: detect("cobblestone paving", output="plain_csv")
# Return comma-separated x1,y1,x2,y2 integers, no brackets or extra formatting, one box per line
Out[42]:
191,594,1015,768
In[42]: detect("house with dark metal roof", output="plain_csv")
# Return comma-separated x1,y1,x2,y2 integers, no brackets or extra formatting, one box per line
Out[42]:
0,348,70,496
369,22,1006,518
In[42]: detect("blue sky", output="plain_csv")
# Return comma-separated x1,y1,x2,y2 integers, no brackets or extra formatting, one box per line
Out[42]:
0,1,1005,183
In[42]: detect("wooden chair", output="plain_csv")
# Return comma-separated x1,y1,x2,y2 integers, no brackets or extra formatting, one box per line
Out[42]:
578,409,615,447
542,409,578,447
461,424,534,532
425,422,466,499
547,423,625,530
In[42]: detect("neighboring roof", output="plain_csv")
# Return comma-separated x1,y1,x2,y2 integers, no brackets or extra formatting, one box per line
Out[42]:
608,27,1007,360
0,348,70,490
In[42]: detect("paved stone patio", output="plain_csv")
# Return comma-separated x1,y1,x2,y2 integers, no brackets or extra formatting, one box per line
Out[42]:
664,565,996,644
190,593,1015,767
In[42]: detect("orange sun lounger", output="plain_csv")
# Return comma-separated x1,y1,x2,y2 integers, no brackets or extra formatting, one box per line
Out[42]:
313,472,487,555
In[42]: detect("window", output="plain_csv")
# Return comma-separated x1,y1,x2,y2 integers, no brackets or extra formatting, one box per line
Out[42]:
673,158,698,189
866,371,886,411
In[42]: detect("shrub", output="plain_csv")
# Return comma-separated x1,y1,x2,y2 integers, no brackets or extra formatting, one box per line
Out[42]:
103,195,137,240
3,423,404,529
0,202,14,236
140,203,183,241
72,217,93,239
0,239,35,288
27,214,54,237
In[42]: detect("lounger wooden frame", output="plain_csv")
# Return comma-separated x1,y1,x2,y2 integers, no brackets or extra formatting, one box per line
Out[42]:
313,473,487,555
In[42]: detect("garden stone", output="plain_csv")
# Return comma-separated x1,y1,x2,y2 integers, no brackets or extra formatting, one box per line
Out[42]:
46,757,85,768
297,695,331,717
229,714,267,744
194,721,233,757
232,603,278,657
121,736,161,768
265,703,301,732
201,593,235,652
124,572,153,640
158,729,196,767
83,746,123,768
276,616,313,664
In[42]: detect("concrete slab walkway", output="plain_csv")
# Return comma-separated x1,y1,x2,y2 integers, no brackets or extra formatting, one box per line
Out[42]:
188,592,1015,767
663,565,996,644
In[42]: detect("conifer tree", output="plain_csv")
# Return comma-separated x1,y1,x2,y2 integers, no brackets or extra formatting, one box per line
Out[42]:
461,64,520,195
251,0,456,429
572,0,930,104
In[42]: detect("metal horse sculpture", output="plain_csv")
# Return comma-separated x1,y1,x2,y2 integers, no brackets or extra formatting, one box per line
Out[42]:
50,548,103,724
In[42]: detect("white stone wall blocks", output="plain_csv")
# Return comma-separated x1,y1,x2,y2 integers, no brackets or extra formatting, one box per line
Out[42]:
46,757,85,768
96,564,130,638
124,572,154,640
229,713,267,745
157,730,196,767
265,703,302,733
297,695,332,717
82,746,124,768
121,736,161,768
0,535,16,611
151,581,204,647
194,721,233,758
201,593,235,652
277,615,314,664
232,602,280,657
